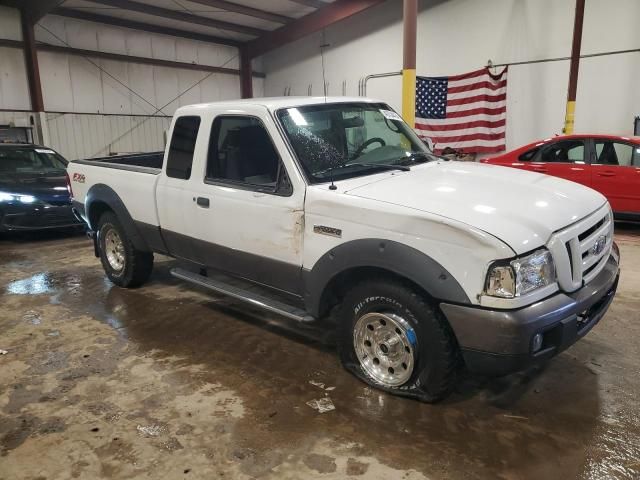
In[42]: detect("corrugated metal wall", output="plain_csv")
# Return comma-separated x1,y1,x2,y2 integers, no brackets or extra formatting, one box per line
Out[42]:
35,15,253,116
45,112,171,160
1,110,171,160
0,6,265,160
0,111,33,127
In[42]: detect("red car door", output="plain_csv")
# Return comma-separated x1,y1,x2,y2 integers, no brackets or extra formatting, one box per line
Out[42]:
527,139,591,187
591,139,640,215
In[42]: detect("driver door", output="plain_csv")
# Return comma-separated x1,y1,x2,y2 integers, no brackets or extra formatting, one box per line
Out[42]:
188,107,306,295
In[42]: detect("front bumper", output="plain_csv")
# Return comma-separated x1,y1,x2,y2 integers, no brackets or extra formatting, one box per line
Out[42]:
0,204,84,232
440,244,620,376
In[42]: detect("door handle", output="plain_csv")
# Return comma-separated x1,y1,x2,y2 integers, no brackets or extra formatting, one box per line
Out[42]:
196,197,210,208
532,167,548,173
597,171,615,177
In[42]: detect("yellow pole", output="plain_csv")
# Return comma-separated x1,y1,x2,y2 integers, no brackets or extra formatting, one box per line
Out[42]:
563,100,576,135
402,0,417,127
402,68,416,127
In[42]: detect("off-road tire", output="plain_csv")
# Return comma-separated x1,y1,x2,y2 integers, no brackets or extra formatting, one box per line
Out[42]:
338,278,460,402
97,212,153,288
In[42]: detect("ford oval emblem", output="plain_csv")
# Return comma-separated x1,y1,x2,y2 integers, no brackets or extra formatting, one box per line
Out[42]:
592,235,607,256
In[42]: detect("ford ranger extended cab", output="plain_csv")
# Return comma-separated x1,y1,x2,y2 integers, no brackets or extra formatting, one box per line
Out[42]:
67,97,620,402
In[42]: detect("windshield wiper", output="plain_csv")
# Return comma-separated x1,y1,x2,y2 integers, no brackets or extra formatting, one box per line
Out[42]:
393,151,439,164
317,162,410,178
349,162,411,171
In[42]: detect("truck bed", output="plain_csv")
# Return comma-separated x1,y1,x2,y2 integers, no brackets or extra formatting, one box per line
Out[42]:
68,152,163,229
73,152,163,173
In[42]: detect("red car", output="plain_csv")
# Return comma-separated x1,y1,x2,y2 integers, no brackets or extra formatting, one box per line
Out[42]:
482,134,640,220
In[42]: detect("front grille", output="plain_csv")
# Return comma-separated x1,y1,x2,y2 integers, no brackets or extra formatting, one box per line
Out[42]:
578,216,606,242
548,205,613,292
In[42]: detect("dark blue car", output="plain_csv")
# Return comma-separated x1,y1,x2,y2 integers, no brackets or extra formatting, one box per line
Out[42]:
0,144,84,232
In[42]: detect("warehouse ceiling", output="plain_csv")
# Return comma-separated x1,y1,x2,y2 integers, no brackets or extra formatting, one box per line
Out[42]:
1,0,386,57
55,0,335,42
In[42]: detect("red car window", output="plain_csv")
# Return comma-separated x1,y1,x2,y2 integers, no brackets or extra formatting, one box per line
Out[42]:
538,140,585,163
594,141,638,166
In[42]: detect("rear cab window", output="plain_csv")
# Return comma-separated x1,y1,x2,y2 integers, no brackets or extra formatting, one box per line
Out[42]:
166,116,201,180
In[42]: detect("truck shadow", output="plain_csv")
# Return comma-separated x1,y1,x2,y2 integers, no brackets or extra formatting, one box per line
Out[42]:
112,260,600,410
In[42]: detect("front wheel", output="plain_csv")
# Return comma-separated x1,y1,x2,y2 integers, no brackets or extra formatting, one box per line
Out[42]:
338,278,460,402
97,212,153,288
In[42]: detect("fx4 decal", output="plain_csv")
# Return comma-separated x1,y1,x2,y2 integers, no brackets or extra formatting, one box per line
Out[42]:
72,173,86,183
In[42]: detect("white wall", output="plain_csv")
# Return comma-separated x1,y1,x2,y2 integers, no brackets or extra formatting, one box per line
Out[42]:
261,0,640,149
0,6,262,159
35,15,252,115
0,6,31,111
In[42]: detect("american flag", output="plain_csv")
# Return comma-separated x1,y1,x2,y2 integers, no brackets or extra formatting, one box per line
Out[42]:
414,67,508,154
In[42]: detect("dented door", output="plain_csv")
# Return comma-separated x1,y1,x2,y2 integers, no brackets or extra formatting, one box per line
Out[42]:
187,108,305,294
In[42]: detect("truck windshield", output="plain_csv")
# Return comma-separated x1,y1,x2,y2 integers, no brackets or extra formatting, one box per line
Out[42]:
0,147,67,175
277,102,435,183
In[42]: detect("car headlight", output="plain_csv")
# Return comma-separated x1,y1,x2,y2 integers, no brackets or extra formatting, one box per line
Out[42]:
485,248,556,298
0,191,37,203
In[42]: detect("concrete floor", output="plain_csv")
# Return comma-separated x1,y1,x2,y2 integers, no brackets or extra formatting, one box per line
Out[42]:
1,227,639,480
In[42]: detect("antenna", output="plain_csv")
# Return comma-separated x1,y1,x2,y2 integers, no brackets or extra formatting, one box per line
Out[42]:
329,173,337,190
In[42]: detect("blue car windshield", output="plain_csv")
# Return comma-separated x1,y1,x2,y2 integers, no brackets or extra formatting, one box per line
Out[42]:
0,148,67,175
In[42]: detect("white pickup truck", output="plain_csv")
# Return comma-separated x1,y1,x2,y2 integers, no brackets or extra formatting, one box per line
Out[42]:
68,97,620,402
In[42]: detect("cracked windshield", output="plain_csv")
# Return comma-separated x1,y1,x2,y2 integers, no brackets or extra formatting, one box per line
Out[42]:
277,102,436,183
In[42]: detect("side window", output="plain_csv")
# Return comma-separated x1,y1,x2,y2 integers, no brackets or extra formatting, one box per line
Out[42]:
594,141,635,166
206,116,286,192
166,116,201,179
538,140,584,163
518,147,539,161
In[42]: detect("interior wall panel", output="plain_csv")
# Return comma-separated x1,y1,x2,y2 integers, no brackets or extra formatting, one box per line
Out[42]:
100,58,133,115
262,0,640,148
43,112,171,160
0,6,22,41
177,70,204,108
127,63,158,115
0,47,31,110
38,51,74,112
68,55,104,113
1,5,245,159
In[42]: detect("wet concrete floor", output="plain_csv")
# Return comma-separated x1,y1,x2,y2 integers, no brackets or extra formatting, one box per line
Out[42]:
0,226,639,479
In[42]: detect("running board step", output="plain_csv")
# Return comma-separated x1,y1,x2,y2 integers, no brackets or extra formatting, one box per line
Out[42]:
170,268,315,323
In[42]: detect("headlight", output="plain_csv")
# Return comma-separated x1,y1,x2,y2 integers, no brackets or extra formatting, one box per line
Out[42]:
18,195,36,203
0,191,37,203
485,249,556,298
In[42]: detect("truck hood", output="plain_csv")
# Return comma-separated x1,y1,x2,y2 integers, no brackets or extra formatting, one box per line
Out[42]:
342,161,607,254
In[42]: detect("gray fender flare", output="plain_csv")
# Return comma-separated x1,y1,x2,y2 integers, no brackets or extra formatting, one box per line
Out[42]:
85,183,149,252
302,239,470,317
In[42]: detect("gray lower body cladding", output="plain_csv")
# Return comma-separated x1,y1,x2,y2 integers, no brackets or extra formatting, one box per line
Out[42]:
441,245,620,376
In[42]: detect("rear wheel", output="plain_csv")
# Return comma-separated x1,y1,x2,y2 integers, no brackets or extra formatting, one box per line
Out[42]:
97,212,153,288
338,278,460,402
